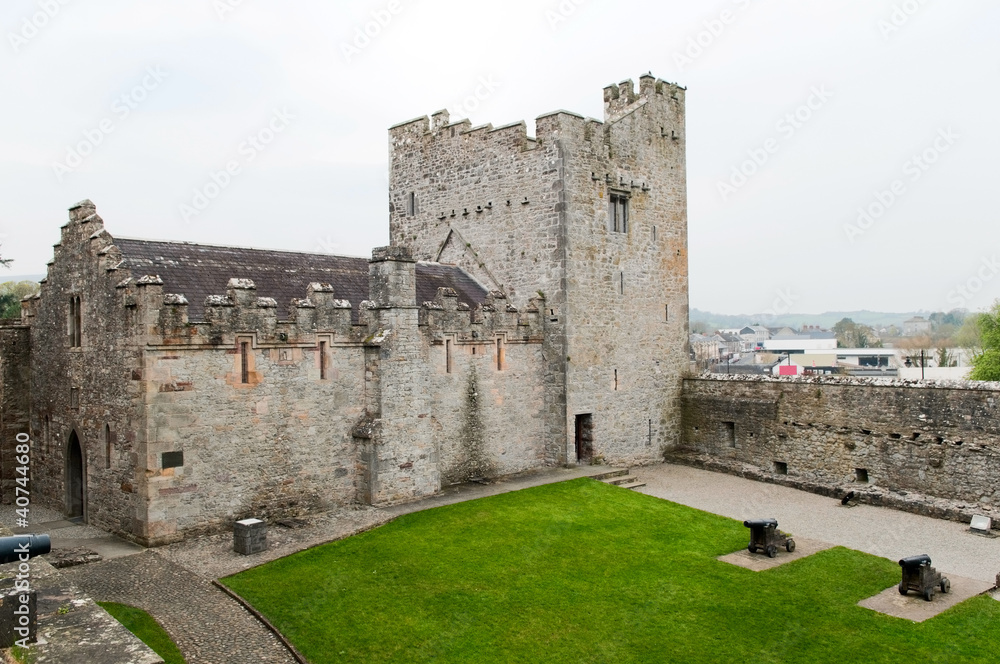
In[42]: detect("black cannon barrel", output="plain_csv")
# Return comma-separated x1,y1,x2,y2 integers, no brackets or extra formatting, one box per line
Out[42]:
898,554,932,568
0,534,51,565
743,519,778,529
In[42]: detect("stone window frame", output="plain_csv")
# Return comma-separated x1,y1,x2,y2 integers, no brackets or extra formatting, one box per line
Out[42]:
68,294,82,347
609,190,630,233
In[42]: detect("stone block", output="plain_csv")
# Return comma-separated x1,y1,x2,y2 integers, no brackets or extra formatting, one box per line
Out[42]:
233,518,267,555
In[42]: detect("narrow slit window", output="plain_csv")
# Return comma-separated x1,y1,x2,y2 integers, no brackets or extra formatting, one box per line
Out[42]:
446,340,452,374
241,342,250,384
652,225,657,242
406,192,416,216
614,369,618,391
105,424,112,469
496,339,504,371
319,341,328,380
69,296,82,347
665,305,669,322
619,272,624,295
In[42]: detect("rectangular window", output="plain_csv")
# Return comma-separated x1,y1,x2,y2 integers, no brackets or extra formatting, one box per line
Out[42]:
445,339,452,374
70,387,80,409
665,305,669,322
162,451,184,469
619,272,624,295
406,192,416,217
724,421,736,447
240,342,250,384
319,341,328,380
652,225,657,242
614,369,618,391
69,296,82,347
496,338,504,371
609,192,629,233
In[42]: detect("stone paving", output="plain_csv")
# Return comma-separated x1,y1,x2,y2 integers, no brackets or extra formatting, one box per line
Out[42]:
59,551,295,664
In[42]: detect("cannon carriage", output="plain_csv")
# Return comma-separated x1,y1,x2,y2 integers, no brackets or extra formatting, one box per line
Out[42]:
898,554,950,602
743,519,795,558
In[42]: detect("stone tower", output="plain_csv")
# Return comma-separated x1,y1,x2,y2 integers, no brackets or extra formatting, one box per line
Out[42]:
388,74,689,465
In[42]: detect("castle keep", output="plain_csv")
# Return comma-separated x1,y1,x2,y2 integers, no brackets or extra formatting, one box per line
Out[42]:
0,75,690,545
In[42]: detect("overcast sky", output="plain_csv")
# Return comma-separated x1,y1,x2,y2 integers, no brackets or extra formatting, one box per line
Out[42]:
2,0,997,315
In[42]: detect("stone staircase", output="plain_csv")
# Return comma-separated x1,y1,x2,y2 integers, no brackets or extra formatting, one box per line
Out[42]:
590,468,646,491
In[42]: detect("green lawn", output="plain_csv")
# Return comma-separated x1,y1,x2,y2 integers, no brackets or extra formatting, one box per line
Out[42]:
222,479,1000,663
96,602,186,664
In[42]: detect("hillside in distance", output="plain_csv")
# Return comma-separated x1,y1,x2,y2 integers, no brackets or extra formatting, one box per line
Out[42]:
691,308,931,331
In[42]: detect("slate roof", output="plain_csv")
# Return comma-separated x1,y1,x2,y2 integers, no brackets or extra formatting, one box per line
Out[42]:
113,238,488,321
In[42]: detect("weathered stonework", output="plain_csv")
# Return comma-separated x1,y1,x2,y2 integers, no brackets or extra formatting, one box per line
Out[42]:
675,375,1000,526
390,74,690,467
0,75,690,545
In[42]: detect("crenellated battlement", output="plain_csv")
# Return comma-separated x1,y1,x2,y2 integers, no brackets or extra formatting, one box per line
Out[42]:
603,74,685,124
419,287,544,343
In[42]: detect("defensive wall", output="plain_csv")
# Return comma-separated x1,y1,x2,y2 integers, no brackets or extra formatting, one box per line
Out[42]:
674,375,1000,527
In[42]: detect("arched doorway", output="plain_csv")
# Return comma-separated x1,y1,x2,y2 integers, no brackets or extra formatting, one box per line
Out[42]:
67,431,85,520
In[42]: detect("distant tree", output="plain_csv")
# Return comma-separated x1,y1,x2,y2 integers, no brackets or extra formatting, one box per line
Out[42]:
898,335,932,366
969,300,1000,381
0,248,10,269
955,315,983,358
935,347,954,368
690,321,710,335
0,281,40,319
833,317,880,348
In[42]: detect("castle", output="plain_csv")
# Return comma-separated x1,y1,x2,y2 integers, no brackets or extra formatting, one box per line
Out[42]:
0,75,690,546
3,75,996,548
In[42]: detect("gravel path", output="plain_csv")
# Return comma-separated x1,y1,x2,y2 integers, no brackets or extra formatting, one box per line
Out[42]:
60,551,296,664
636,464,1000,584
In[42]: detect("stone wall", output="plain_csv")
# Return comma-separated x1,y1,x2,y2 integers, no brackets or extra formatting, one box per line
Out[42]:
677,375,1000,522
389,75,690,469
21,201,145,538
0,324,30,501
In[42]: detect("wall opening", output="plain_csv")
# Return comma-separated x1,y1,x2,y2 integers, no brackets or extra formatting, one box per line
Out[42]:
723,421,736,448
66,431,85,520
496,338,504,371
614,369,618,391
241,342,250,384
446,339,452,374
319,341,328,380
575,414,594,464
609,191,629,232
104,424,112,469
855,468,869,483
68,295,82,347
774,461,788,475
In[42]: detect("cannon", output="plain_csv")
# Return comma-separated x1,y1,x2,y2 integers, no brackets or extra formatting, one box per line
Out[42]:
744,519,795,558
0,535,50,565
898,554,950,602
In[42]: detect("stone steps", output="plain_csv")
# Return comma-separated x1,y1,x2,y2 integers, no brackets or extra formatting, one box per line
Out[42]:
590,468,645,490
